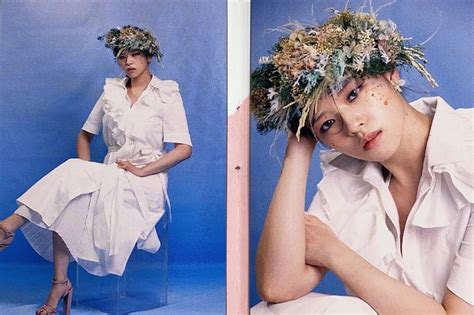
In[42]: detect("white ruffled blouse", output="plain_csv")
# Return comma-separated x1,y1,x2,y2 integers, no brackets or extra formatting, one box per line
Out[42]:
308,97,473,305
83,75,192,165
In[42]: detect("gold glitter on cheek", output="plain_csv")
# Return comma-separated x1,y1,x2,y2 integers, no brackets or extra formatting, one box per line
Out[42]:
384,99,389,106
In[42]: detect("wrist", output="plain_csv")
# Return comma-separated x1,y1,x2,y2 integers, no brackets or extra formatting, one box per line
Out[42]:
138,167,147,177
323,239,346,268
286,135,316,159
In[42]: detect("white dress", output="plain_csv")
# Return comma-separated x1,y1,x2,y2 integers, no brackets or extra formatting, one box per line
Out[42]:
252,97,473,313
15,75,192,276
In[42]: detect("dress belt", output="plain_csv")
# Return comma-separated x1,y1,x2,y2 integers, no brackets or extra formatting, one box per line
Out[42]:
105,147,171,220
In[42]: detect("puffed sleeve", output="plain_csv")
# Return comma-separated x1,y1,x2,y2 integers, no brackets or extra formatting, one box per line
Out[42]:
160,82,192,146
447,206,474,305
81,92,105,135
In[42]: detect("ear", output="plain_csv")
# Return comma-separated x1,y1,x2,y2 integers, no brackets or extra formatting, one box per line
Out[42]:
383,68,400,83
147,56,152,64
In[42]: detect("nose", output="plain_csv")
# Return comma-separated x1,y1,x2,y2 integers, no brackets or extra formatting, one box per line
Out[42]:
339,106,364,136
331,96,364,137
125,54,133,65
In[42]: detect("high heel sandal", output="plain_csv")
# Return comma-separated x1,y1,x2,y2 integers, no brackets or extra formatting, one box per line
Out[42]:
36,278,73,315
0,223,14,251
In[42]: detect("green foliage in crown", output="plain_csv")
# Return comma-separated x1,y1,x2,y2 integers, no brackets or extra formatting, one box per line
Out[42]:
98,25,163,62
251,10,438,139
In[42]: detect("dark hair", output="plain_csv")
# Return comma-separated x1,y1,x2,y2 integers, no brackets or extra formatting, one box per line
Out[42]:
112,48,152,58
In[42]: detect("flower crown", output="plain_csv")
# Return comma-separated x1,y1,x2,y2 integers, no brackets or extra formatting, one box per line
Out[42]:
251,10,438,139
98,25,163,62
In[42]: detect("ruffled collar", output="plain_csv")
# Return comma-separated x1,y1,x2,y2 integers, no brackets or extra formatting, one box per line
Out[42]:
106,74,172,90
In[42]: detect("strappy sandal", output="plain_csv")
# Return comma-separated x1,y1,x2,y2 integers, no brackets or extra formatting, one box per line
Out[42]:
36,278,73,315
0,223,14,252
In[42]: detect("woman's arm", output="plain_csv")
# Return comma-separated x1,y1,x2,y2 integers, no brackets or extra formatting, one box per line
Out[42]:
117,143,192,176
305,214,474,314
76,129,95,161
256,134,326,303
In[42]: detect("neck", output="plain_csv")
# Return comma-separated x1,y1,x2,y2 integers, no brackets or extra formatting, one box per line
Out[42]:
382,102,432,188
128,70,152,88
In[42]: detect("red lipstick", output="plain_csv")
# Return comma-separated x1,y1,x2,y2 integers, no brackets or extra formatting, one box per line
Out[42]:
363,131,382,150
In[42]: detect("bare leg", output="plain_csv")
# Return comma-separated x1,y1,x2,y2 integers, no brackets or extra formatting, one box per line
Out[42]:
0,214,27,250
37,232,72,314
1,213,27,232
52,231,71,281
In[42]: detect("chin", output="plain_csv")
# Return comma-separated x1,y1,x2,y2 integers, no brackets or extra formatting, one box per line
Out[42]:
341,147,396,163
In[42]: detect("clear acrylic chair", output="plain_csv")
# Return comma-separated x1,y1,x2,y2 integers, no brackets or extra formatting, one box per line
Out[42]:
74,214,169,314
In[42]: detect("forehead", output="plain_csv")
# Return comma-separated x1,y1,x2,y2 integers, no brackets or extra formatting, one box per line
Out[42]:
118,49,144,57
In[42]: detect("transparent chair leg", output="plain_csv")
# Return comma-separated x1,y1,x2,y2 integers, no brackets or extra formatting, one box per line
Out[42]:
73,213,169,313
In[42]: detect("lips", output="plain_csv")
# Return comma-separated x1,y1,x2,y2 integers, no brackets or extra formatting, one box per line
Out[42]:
127,68,136,71
363,130,382,150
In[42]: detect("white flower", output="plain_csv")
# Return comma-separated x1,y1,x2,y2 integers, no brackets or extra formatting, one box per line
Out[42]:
392,79,406,92
378,45,390,63
267,88,278,100
269,98,280,114
259,56,272,64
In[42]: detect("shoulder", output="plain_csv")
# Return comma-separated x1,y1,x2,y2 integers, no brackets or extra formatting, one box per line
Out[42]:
103,77,126,90
317,152,376,206
102,77,126,97
150,76,180,94
426,98,474,205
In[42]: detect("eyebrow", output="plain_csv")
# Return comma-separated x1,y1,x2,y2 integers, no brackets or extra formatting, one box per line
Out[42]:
310,77,361,126
311,97,337,126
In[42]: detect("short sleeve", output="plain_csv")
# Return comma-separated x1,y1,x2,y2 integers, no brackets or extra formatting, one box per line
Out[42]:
447,205,474,305
82,92,105,135
307,189,331,226
162,87,192,146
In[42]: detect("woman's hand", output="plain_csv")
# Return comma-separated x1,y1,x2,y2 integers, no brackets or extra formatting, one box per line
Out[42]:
304,213,340,268
117,160,145,177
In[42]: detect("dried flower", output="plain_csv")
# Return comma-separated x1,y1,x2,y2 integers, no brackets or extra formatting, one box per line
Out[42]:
98,25,163,62
251,10,438,139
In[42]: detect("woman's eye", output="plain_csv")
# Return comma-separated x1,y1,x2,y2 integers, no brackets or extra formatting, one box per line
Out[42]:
348,87,360,102
319,119,335,133
131,52,141,57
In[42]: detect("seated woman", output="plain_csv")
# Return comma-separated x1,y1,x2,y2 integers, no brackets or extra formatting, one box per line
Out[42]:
0,25,192,315
251,10,473,314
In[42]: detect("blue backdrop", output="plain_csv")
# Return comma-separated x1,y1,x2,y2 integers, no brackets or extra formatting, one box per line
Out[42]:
250,0,473,306
0,0,226,266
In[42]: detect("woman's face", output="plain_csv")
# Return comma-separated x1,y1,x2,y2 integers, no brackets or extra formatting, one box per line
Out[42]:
311,72,406,162
116,50,151,79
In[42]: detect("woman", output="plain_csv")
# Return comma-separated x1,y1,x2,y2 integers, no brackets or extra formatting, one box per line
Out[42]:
0,25,192,315
251,11,473,314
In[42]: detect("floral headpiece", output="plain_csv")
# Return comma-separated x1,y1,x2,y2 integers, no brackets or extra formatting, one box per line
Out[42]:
251,10,438,139
98,25,163,62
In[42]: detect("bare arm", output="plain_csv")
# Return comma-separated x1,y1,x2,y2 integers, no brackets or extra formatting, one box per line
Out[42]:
256,134,326,303
117,143,192,177
76,129,95,161
305,215,474,314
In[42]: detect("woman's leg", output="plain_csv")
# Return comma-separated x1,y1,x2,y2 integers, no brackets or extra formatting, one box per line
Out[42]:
0,214,27,250
52,231,71,281
1,213,27,231
37,232,72,313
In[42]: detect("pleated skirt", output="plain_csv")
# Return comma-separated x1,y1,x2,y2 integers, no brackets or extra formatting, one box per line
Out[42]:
15,158,166,276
